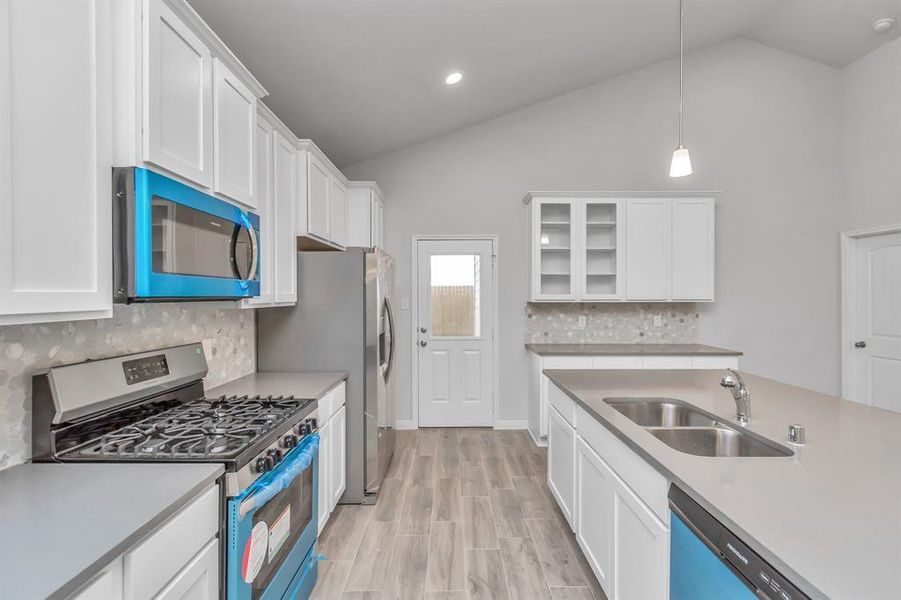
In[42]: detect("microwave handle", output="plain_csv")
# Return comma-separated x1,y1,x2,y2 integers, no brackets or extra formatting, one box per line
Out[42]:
245,224,259,282
238,433,319,517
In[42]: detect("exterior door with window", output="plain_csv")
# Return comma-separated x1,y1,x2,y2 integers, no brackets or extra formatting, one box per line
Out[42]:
417,239,495,426
848,231,901,411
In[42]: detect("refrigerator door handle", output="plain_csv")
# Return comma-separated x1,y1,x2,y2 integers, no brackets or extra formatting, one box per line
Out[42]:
383,296,396,383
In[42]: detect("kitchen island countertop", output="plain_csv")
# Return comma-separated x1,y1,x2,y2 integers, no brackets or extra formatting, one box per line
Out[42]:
544,369,900,600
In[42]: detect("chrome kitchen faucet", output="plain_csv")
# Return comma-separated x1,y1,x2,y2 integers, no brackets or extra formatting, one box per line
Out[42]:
720,369,751,424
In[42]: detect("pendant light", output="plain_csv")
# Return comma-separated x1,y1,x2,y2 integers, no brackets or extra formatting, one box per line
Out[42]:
669,0,693,177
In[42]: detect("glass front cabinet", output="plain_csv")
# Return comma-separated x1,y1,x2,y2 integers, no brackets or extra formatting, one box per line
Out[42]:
528,197,624,302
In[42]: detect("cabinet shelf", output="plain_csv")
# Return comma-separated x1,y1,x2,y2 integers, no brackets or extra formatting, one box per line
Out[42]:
586,272,616,276
586,247,616,251
586,221,616,226
541,271,572,276
541,246,572,251
541,221,572,226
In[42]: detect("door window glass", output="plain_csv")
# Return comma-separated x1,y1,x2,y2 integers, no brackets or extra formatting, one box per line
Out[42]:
430,254,481,337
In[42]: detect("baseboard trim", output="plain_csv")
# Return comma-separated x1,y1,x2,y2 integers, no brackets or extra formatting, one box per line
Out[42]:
394,420,418,430
527,427,548,448
494,419,529,430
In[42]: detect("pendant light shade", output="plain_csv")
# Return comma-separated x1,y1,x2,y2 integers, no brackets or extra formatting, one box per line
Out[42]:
670,0,692,178
670,145,692,178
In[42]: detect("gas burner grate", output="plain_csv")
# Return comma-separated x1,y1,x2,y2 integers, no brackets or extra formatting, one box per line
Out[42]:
63,394,305,460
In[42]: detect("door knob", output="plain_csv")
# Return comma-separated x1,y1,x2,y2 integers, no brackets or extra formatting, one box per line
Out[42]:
419,340,427,347
854,341,867,348
420,327,427,334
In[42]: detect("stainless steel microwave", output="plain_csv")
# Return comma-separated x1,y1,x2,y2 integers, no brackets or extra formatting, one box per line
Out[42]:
113,167,260,302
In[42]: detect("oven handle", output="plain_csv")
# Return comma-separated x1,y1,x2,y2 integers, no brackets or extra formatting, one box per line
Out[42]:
238,433,319,518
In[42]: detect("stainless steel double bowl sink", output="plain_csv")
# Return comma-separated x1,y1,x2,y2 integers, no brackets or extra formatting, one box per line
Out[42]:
604,398,793,458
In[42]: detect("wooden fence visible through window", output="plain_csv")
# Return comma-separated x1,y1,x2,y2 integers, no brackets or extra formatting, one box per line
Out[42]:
430,285,476,336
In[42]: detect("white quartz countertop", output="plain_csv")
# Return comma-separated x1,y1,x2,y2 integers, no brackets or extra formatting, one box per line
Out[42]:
543,369,901,600
206,371,346,400
0,462,223,600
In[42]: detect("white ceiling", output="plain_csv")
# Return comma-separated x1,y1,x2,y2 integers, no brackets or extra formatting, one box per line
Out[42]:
189,0,901,167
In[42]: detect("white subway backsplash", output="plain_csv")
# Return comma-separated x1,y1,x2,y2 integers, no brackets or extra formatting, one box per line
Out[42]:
0,304,255,469
525,303,699,344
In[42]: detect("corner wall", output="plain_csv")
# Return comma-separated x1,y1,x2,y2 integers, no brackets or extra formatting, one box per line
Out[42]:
345,39,846,425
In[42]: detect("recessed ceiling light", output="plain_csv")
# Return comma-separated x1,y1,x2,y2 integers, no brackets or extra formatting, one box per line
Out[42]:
873,17,895,34
445,72,463,85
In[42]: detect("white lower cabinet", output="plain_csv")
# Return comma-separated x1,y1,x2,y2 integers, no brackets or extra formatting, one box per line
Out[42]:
546,382,670,600
547,406,576,530
68,484,219,600
69,560,124,600
318,381,347,532
575,437,615,594
153,539,218,600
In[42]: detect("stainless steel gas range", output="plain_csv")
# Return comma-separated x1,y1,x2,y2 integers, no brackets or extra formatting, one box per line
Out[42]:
32,343,321,600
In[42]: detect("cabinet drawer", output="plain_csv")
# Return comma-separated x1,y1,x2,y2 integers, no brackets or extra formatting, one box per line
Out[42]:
544,356,593,369
124,485,218,600
318,391,332,421
548,382,577,427
691,356,738,369
575,407,668,522
592,356,642,369
641,356,692,369
331,381,346,414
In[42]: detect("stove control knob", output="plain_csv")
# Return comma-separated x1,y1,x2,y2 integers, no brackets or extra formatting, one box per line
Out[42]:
268,448,283,463
299,422,312,436
282,434,298,449
256,456,274,474
309,418,318,430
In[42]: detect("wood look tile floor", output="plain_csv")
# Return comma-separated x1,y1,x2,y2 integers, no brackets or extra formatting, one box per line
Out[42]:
311,429,607,600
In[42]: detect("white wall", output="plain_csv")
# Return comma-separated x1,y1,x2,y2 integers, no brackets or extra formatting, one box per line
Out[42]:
841,37,901,232
345,39,847,425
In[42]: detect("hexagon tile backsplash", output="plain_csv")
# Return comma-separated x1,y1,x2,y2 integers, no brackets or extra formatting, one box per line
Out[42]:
0,304,255,469
525,302,699,344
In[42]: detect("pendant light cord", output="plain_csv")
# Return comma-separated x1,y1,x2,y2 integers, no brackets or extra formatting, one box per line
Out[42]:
678,0,684,147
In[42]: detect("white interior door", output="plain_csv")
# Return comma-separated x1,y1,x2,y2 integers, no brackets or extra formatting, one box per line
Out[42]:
849,231,901,411
417,239,495,427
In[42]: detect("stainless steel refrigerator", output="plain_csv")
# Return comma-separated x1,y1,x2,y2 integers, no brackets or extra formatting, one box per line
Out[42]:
257,248,396,504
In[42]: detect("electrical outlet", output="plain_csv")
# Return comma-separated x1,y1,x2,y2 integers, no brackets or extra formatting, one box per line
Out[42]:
400,297,410,311
578,315,587,329
653,314,663,327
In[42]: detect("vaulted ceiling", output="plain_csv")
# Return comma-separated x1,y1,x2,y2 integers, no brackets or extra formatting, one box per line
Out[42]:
189,0,901,167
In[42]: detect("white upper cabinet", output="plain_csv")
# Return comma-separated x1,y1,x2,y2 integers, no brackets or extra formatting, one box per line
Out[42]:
243,116,274,307
671,198,715,301
143,0,213,188
625,198,670,301
272,131,297,304
346,183,385,250
212,58,256,207
527,193,715,303
0,0,113,324
307,153,330,240
329,178,348,248
530,198,579,301
297,142,348,251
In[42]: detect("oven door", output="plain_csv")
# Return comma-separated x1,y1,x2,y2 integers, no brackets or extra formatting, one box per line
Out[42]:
116,167,260,301
227,434,319,600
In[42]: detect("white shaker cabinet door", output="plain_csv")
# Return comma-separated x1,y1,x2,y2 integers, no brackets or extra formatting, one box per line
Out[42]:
625,199,670,301
318,418,332,532
575,437,615,598
547,406,577,530
143,0,213,187
308,154,330,241
611,479,669,600
212,58,256,207
0,0,113,322
330,405,347,509
244,118,273,307
329,178,347,248
154,539,218,600
671,198,715,301
272,131,297,304
69,559,123,600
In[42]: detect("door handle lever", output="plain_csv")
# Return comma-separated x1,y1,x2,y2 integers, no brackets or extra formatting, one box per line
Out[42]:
854,341,867,348
419,340,427,347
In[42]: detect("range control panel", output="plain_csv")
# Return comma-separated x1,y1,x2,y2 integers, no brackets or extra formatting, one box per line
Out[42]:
122,354,170,385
